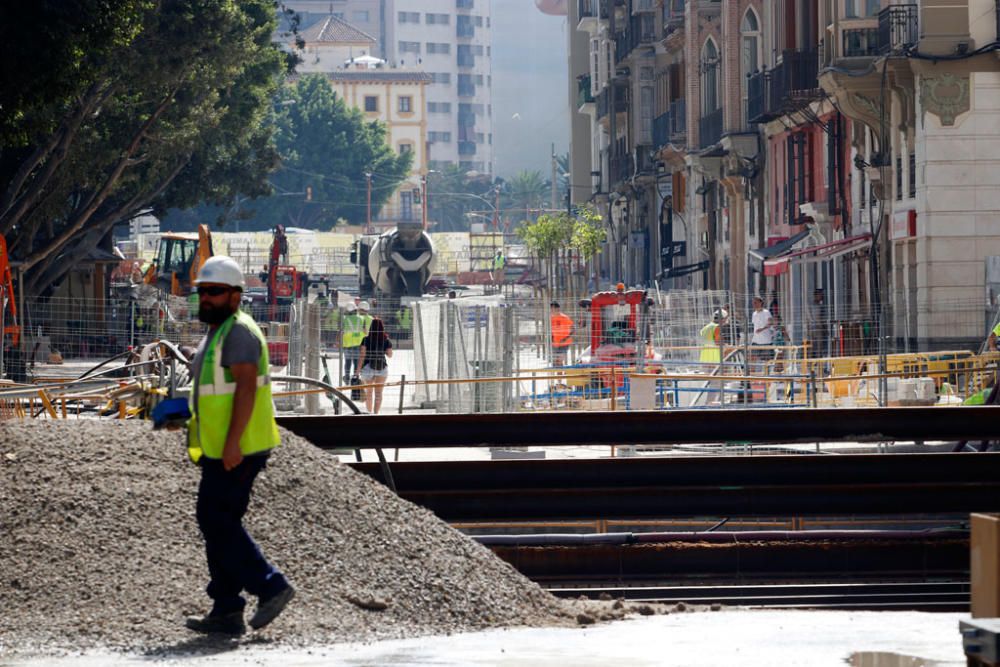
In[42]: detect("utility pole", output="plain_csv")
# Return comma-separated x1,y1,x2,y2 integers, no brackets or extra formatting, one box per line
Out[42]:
550,143,558,211
365,172,372,234
492,185,500,231
421,174,428,230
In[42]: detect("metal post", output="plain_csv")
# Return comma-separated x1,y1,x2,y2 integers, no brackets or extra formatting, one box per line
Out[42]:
305,301,320,414
398,374,406,415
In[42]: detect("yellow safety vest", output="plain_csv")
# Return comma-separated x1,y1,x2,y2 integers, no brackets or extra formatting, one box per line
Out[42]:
342,313,372,348
187,310,279,463
699,322,721,363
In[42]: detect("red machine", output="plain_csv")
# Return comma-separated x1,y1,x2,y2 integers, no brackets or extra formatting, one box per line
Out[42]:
580,284,648,364
266,225,306,320
0,234,20,347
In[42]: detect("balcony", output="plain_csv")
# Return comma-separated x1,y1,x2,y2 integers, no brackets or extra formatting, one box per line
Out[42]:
747,48,820,124
457,23,475,38
577,0,608,28
456,0,473,9
577,74,594,109
698,107,722,149
458,83,476,97
653,111,670,149
877,4,918,55
595,88,626,120
842,26,879,57
457,52,475,68
614,15,656,63
610,153,631,185
653,102,685,148
458,141,477,156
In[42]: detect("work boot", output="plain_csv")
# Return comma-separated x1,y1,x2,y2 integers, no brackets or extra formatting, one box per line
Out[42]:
249,585,295,630
184,611,246,635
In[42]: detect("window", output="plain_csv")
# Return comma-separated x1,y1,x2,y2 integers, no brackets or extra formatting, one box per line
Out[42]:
430,72,451,84
428,131,452,142
428,101,452,113
399,41,421,53
741,10,761,123
427,42,451,54
398,11,420,23
364,96,378,112
399,142,413,155
398,96,412,112
909,152,916,198
426,13,450,24
474,16,483,26
353,10,369,22
701,39,720,114
400,191,414,220
475,132,485,143
895,156,903,201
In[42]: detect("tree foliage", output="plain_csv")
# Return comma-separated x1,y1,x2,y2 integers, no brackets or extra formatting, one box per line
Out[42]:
235,74,412,230
502,170,549,217
0,0,289,295
426,165,498,233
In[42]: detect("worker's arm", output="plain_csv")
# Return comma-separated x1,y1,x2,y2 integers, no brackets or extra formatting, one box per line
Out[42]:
990,332,998,351
223,362,257,471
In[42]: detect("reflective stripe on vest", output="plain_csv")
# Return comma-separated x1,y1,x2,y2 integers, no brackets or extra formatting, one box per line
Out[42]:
187,310,280,462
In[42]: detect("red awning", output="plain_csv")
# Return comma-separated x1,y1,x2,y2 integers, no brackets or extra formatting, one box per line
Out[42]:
763,233,872,276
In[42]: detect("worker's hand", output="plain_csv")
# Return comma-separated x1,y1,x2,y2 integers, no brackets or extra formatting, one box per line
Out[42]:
222,442,243,471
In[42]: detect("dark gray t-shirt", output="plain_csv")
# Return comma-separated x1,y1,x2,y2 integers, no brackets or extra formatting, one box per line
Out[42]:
191,321,261,405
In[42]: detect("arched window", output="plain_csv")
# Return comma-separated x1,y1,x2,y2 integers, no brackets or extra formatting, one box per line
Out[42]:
701,39,720,113
741,9,761,121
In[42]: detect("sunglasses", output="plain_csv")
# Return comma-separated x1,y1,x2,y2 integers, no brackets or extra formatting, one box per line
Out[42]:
197,286,231,297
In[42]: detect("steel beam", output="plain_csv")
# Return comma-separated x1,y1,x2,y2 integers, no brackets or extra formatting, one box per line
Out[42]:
348,454,1000,520
277,406,1000,449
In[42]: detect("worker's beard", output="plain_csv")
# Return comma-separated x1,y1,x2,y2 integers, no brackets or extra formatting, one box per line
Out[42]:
198,302,236,326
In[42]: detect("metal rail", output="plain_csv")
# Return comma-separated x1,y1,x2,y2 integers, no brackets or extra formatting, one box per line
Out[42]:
347,453,1000,520
276,406,1000,449
546,581,968,611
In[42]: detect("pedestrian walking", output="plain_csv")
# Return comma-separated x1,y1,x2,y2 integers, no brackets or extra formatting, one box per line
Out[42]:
184,256,294,636
550,301,574,366
359,316,393,414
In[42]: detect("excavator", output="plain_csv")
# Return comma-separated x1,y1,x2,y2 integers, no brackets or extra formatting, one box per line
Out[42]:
264,224,305,320
144,224,214,296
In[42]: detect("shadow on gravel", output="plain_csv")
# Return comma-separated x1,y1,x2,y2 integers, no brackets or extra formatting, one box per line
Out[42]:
139,634,254,660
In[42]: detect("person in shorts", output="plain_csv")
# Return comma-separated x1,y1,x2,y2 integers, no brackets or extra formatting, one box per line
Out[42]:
359,316,393,414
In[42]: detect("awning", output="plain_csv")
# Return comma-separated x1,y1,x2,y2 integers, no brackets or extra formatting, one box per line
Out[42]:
763,233,873,276
748,228,811,272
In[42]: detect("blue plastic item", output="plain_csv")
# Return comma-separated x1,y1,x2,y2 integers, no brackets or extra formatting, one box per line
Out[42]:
151,397,191,430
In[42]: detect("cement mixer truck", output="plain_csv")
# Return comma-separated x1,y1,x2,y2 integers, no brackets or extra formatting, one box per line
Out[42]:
354,222,436,299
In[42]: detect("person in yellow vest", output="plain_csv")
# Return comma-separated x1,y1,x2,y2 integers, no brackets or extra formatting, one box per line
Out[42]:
699,309,727,364
341,301,373,383
550,301,575,366
184,256,294,635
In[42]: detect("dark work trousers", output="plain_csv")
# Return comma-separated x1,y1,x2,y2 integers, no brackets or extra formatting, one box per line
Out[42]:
196,455,288,615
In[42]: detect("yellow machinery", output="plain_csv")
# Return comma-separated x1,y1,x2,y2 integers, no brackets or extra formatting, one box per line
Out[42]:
144,224,213,296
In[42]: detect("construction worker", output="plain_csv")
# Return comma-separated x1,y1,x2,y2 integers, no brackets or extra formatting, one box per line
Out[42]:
341,301,372,383
987,321,1000,351
550,301,574,366
184,256,294,635
491,248,506,283
700,309,727,363
396,304,412,341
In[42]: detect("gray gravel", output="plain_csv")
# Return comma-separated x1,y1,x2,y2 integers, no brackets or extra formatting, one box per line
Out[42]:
0,420,635,657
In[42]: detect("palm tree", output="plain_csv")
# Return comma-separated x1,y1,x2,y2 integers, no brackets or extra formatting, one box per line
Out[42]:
502,170,549,219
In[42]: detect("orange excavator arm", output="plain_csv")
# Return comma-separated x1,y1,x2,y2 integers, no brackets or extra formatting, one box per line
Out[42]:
190,223,213,287
0,235,20,346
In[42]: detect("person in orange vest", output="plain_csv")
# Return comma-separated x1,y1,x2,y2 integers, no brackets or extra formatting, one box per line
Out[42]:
550,301,574,367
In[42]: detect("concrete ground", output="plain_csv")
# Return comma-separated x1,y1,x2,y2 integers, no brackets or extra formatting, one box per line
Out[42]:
3,610,967,666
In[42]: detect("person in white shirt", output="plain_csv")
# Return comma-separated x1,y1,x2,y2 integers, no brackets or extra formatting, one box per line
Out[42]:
750,296,773,369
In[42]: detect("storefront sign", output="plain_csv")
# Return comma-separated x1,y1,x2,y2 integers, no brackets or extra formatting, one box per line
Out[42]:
891,209,916,240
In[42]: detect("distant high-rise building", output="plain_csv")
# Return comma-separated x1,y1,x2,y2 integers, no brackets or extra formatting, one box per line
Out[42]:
285,0,494,175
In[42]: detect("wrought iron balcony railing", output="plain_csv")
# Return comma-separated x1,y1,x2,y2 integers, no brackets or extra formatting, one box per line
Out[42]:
877,4,918,55
698,107,723,149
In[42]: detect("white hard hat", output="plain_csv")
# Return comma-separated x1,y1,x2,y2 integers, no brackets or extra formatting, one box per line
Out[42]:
358,301,371,311
345,302,357,312
194,256,245,289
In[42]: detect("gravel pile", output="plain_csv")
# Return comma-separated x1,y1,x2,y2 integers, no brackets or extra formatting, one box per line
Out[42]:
0,420,638,656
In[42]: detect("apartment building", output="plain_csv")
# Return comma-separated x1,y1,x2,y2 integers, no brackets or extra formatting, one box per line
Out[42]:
286,0,495,175
571,0,1000,351
326,60,432,228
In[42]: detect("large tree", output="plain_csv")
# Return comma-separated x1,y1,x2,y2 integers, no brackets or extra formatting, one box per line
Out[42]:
0,0,290,295
233,74,413,230
426,165,499,233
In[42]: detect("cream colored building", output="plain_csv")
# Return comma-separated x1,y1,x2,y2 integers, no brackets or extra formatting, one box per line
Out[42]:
327,61,432,227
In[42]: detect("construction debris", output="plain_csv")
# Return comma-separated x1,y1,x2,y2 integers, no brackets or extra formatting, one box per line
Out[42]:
1,420,635,656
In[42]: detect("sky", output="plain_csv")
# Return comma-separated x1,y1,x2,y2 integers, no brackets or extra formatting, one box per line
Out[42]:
491,0,570,178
